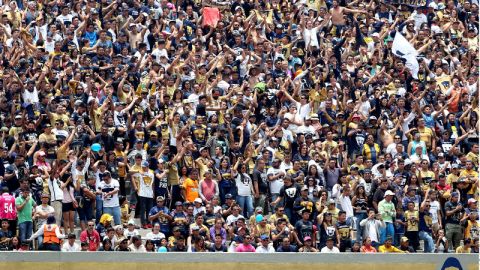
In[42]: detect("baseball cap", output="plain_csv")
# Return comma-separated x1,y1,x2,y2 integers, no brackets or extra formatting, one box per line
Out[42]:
194,198,202,204
328,199,335,204
451,192,459,198
260,235,269,241
384,190,395,197
304,236,312,241
468,198,477,204
401,236,409,243
141,160,149,167
225,194,233,199
127,220,135,225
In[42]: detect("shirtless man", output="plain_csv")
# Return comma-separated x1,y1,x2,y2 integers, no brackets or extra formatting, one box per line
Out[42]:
330,0,367,35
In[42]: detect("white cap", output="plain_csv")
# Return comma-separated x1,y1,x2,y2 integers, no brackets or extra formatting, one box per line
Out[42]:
384,190,395,197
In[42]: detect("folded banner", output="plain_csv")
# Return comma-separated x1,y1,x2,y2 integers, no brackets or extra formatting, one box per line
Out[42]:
202,7,221,27
384,0,427,7
392,32,419,79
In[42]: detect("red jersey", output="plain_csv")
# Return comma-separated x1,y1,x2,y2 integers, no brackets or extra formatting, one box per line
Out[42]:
80,229,101,251
0,193,17,220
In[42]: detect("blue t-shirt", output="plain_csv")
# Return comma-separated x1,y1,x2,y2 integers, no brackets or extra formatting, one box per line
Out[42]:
149,205,170,234
83,31,98,47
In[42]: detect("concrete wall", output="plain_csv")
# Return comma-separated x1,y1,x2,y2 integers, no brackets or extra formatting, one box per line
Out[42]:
0,252,477,270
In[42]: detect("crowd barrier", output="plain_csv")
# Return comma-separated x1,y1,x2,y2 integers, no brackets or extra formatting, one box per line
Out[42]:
0,252,477,270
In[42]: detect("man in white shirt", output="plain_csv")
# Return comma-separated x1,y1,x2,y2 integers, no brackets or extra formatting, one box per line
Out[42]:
62,233,80,251
320,237,340,253
133,161,154,228
255,235,275,253
96,171,121,225
267,159,285,211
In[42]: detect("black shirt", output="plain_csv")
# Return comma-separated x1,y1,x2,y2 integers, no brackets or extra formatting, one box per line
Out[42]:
280,183,301,208
253,168,268,194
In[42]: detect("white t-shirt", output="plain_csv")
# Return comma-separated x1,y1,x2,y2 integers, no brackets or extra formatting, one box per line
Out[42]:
22,88,39,104
303,28,319,48
35,205,55,227
62,242,80,252
145,231,165,242
235,173,253,196
226,214,244,226
256,244,276,253
320,246,340,253
429,200,440,224
97,179,120,207
151,48,168,61
135,170,154,198
267,167,284,194
124,229,139,239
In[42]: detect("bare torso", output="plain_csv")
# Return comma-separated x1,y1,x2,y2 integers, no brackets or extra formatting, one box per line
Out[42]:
331,7,346,25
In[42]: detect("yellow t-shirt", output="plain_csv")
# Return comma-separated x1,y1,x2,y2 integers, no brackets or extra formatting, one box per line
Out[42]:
405,210,419,232
417,127,434,149
379,245,404,253
464,220,478,240
49,113,70,127
465,152,478,168
254,224,272,238
460,169,478,195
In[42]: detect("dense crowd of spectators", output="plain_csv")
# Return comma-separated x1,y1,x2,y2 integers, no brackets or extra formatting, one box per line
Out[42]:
0,0,478,253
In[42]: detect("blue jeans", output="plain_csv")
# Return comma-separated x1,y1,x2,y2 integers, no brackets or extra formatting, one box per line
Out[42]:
285,208,296,225
19,221,33,243
236,195,254,219
270,193,281,213
103,206,121,226
95,195,103,224
419,231,434,253
380,222,395,244
394,233,404,247
355,213,367,242
138,196,153,225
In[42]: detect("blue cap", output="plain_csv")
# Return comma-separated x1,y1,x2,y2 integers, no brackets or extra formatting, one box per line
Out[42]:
141,160,149,167
260,235,269,241
451,192,459,197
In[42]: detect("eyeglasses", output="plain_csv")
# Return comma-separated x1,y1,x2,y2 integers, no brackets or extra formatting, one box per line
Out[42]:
88,224,94,227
